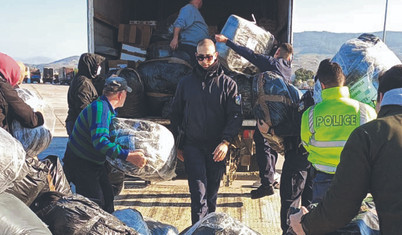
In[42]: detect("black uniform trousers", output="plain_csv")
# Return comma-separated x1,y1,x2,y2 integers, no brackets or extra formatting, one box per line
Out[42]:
183,144,226,224
254,126,278,187
63,154,115,213
280,147,313,234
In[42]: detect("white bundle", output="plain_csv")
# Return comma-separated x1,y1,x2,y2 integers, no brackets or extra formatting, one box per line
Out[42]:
108,118,176,181
11,88,55,157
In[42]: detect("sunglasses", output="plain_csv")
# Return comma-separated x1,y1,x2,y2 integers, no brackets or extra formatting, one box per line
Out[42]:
196,54,214,61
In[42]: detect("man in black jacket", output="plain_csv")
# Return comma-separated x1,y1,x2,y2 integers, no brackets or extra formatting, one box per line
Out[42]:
65,53,105,135
170,38,243,224
0,52,44,133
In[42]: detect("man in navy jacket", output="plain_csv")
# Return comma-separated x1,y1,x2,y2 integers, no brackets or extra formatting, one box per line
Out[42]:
170,38,243,224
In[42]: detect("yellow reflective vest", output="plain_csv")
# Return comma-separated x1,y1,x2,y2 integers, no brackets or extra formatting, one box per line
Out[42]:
301,87,377,174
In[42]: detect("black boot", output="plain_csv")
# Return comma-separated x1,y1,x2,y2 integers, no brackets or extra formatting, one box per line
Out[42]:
250,185,274,199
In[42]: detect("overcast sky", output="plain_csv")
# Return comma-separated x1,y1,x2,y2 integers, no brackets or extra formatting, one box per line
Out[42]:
0,0,401,62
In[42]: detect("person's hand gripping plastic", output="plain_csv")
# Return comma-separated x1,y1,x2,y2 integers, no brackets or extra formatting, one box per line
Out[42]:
126,149,147,168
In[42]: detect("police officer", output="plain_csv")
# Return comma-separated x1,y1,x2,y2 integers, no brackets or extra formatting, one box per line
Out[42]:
170,38,243,224
300,59,376,203
215,34,293,199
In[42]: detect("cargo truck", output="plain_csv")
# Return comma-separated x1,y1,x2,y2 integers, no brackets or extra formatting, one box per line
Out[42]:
87,0,293,185
43,67,54,83
58,67,75,85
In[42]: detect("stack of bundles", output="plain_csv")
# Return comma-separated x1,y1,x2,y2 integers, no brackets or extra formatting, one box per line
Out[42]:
229,72,254,119
107,68,147,118
30,192,139,235
11,88,55,157
252,72,301,154
0,192,52,235
137,57,192,117
0,127,27,194
217,14,275,75
108,118,176,181
6,155,72,206
182,212,260,235
331,33,401,107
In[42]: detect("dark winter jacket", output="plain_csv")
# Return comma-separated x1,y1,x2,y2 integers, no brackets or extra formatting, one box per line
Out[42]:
170,61,243,147
66,53,105,123
0,76,44,133
301,105,402,234
226,39,292,82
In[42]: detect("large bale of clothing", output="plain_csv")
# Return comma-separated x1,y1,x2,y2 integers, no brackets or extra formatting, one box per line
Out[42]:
11,88,55,157
6,155,72,206
30,192,140,235
0,192,52,235
0,127,27,194
181,212,260,235
108,118,176,181
137,57,192,117
252,72,302,154
113,209,151,235
105,161,126,196
229,72,255,119
107,68,147,118
217,15,275,75
331,33,401,107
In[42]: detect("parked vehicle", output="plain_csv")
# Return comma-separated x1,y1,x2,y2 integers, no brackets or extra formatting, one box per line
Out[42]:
42,67,54,83
87,0,293,186
30,68,41,83
58,67,75,85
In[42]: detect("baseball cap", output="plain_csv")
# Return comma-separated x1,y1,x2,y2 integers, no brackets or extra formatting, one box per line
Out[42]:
104,76,132,93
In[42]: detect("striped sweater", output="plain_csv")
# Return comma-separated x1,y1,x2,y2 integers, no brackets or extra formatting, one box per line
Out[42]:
66,95,128,164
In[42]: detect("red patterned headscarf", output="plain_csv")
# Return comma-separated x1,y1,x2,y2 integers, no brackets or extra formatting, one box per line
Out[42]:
0,52,21,87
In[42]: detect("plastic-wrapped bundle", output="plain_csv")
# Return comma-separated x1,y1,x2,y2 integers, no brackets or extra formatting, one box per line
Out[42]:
0,127,27,194
252,71,301,127
145,217,179,235
138,57,192,94
217,15,275,75
30,192,140,235
11,88,55,157
331,33,401,106
42,155,72,195
182,212,260,235
109,118,176,181
113,209,151,235
147,41,173,60
0,192,52,235
105,161,125,196
137,57,192,116
6,157,49,206
107,68,147,118
230,73,254,119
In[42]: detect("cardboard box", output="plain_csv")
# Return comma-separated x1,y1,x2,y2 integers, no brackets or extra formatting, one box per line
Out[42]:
118,24,137,44
120,44,147,62
118,23,154,49
108,60,137,70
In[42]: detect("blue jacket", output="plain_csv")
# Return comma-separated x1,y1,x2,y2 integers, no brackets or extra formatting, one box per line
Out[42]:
226,39,292,82
170,62,243,147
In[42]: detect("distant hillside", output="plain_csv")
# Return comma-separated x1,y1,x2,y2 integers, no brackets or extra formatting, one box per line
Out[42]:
27,56,79,70
292,31,402,73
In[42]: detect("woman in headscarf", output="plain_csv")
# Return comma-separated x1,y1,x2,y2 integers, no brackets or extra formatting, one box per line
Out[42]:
0,52,44,133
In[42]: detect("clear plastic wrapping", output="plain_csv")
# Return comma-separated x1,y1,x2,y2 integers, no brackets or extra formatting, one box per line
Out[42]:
331,33,401,106
0,192,52,235
182,212,260,235
217,15,275,75
108,118,177,181
0,127,27,194
113,209,151,235
11,88,56,157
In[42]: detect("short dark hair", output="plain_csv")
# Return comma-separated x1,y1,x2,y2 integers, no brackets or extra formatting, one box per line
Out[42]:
279,43,293,58
378,64,402,96
316,59,345,88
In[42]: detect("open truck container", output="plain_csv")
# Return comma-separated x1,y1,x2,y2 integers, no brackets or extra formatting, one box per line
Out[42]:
87,0,293,185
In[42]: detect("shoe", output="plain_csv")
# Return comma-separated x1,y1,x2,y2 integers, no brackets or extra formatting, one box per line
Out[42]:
250,185,274,199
